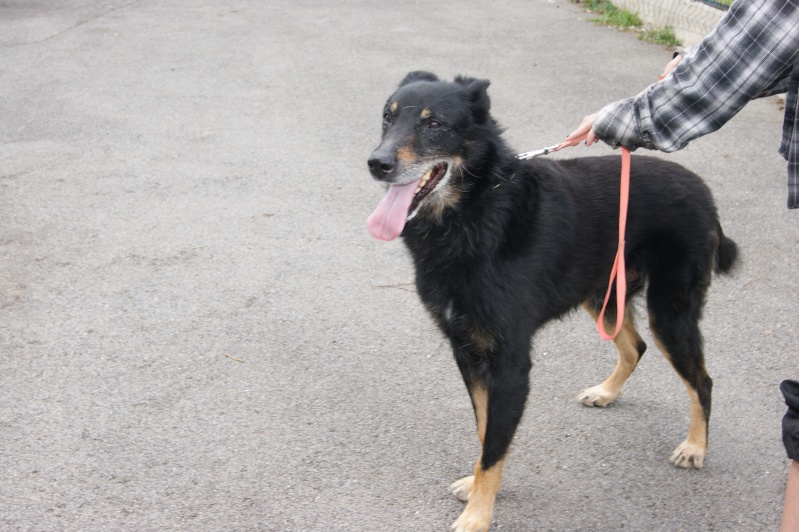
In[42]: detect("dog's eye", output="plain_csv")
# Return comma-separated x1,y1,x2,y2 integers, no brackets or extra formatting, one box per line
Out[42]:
383,113,393,125
427,121,441,129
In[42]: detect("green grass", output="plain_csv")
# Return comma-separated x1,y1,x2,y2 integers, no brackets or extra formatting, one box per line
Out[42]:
639,25,682,47
573,0,682,48
582,0,643,28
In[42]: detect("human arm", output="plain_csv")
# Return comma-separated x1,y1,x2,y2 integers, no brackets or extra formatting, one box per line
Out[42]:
571,0,799,152
781,380,799,531
561,54,682,148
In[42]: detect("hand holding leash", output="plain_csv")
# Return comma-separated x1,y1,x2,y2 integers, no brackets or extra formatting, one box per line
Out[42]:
561,115,597,149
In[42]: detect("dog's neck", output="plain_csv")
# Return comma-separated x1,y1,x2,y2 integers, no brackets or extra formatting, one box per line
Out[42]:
402,148,531,262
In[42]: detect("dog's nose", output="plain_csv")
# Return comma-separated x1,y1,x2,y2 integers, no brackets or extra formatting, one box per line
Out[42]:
368,152,396,178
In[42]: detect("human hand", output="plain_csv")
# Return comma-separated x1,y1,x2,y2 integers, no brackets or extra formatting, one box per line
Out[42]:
560,113,598,149
658,53,682,80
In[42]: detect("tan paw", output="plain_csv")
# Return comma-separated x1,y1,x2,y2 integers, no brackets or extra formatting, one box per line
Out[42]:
450,504,491,532
669,440,705,468
577,385,621,407
450,475,474,502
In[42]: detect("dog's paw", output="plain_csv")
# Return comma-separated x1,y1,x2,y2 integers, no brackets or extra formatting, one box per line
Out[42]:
450,504,491,532
669,440,705,468
577,385,621,407
450,475,474,502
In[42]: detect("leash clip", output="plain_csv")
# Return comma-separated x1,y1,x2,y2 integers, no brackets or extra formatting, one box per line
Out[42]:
516,144,562,160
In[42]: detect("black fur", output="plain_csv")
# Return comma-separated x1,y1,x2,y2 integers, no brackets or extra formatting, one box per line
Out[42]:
367,72,738,517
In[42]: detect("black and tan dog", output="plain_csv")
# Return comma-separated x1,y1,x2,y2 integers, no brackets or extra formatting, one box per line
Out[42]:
366,71,737,531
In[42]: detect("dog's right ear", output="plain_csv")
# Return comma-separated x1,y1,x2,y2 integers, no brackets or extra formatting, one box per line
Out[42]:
454,76,491,124
398,71,439,87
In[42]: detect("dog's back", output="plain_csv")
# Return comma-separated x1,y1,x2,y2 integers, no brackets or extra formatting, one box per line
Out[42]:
551,155,738,282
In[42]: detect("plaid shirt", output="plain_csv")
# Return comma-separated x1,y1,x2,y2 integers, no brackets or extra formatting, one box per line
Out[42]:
593,0,799,209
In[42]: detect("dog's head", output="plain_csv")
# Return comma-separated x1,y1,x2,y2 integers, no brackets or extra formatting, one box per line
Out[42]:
366,71,494,241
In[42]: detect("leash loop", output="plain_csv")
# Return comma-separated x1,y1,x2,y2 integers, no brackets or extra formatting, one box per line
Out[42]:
596,147,630,341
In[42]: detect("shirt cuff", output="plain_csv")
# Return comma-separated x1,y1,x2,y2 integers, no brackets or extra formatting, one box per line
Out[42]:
593,98,647,151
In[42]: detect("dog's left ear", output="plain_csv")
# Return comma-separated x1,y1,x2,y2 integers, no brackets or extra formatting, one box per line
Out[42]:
455,76,491,124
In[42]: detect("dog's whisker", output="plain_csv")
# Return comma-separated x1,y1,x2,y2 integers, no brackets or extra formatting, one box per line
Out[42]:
459,165,481,180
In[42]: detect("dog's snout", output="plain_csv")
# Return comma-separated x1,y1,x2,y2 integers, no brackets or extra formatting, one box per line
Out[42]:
368,151,396,179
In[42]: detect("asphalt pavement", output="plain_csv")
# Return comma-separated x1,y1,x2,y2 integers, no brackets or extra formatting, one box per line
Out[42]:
1,1,797,530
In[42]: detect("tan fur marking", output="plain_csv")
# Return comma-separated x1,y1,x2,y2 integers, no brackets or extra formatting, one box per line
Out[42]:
469,325,495,354
451,459,505,532
650,328,708,468
417,156,464,220
471,384,488,444
579,303,643,406
421,107,432,119
450,383,503,531
682,384,708,448
421,185,462,220
396,146,416,164
668,375,708,468
389,101,398,112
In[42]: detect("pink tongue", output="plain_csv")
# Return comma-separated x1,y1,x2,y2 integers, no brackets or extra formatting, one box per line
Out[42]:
366,178,422,241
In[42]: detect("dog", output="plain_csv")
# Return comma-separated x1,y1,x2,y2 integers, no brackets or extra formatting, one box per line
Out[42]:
366,71,738,532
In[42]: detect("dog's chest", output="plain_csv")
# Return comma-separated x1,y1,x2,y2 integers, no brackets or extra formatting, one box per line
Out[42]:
415,266,495,334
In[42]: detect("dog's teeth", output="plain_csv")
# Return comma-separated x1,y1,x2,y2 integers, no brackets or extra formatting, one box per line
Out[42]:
414,167,439,196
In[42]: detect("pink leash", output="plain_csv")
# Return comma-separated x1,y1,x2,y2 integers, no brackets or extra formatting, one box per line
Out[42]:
518,142,631,341
595,147,630,340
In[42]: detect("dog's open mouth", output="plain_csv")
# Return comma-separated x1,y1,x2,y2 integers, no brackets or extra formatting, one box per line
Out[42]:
367,162,449,241
409,163,447,215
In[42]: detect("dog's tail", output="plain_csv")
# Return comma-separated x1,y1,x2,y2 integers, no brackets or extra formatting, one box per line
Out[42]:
715,222,738,274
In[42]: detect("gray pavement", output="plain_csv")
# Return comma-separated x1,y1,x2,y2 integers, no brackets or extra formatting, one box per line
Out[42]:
1,1,797,530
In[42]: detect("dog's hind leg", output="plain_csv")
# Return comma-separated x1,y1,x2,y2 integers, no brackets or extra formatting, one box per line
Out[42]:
450,354,530,532
646,261,713,469
578,302,647,407
649,314,712,469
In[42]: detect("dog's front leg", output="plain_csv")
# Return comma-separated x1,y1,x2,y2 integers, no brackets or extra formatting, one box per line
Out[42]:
451,359,531,532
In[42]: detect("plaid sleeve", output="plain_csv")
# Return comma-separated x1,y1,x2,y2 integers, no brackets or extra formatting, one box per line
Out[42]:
782,60,799,208
593,0,799,152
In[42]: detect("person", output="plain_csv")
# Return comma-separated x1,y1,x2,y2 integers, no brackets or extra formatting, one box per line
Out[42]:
782,380,799,531
562,0,798,209
560,0,798,528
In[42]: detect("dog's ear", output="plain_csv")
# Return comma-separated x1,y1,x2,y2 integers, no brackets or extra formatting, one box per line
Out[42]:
399,71,439,87
455,76,491,124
